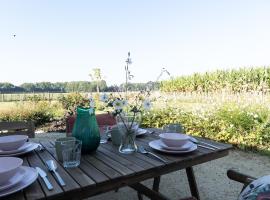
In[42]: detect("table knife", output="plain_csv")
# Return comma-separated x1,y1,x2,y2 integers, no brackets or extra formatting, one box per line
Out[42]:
198,144,216,151
36,167,53,190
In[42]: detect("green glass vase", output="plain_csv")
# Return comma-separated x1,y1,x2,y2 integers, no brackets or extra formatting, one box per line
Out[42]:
72,107,100,154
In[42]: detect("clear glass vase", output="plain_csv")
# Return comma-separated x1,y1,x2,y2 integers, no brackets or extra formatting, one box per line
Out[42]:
116,113,140,154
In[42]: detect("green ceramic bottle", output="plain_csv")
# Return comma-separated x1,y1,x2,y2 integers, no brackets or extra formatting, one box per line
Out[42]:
72,107,100,153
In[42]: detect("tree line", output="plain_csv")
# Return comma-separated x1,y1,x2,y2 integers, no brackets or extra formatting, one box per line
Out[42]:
0,81,160,93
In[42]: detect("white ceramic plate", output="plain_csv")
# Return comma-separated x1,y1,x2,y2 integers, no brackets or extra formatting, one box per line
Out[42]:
149,139,197,154
0,142,32,155
0,166,38,198
136,128,148,136
0,167,26,191
0,143,39,157
159,140,193,151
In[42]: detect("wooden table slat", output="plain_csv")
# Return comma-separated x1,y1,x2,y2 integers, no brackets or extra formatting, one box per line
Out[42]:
100,143,156,169
98,145,145,172
83,154,122,179
79,158,109,183
1,191,25,200
40,141,96,188
23,157,46,200
27,151,64,198
35,148,81,192
94,151,135,175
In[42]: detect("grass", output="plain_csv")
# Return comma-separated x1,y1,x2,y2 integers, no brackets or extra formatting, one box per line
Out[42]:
2,91,270,154
0,102,18,111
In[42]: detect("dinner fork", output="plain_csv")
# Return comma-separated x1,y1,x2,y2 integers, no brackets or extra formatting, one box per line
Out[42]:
137,146,167,163
189,137,221,150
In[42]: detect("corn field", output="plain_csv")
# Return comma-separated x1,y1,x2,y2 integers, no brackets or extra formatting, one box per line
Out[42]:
161,67,270,93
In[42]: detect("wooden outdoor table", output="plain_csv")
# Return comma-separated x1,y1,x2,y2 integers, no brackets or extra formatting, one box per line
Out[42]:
1,130,232,200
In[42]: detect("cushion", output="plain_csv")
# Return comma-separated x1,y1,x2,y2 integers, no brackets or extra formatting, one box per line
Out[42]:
239,175,270,200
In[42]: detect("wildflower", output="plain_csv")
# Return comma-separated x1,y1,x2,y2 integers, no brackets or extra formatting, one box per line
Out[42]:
143,99,152,110
113,99,124,110
122,99,128,107
89,96,94,103
100,93,109,102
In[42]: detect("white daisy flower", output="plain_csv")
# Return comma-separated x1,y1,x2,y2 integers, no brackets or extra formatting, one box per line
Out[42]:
89,96,94,102
143,99,152,110
113,99,123,110
99,93,109,102
122,99,128,107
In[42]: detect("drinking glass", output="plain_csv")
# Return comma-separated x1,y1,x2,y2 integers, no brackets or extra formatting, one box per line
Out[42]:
99,126,110,144
163,123,184,133
61,139,82,168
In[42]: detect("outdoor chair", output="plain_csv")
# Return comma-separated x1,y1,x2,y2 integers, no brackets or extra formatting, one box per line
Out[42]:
0,121,35,138
227,169,256,192
66,113,116,136
226,169,270,199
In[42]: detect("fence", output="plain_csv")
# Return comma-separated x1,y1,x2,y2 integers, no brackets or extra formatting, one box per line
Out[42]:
0,93,75,102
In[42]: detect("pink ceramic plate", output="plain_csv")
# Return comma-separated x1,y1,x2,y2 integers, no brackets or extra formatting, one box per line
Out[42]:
136,128,147,136
0,142,32,155
0,135,28,151
0,167,26,191
149,139,197,154
0,166,38,198
0,143,39,157
0,157,23,185
159,140,193,151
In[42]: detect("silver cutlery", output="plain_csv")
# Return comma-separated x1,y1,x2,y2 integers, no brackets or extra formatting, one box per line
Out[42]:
100,126,110,144
36,167,53,190
37,144,44,151
189,137,221,150
197,144,216,151
137,146,167,163
46,160,66,186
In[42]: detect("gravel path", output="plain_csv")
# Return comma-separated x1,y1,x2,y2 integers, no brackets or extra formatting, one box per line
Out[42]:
36,132,270,200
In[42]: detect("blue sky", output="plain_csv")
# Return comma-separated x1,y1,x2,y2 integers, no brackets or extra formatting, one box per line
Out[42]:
0,0,269,85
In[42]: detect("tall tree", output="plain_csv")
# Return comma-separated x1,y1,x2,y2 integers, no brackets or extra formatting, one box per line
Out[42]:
89,68,102,93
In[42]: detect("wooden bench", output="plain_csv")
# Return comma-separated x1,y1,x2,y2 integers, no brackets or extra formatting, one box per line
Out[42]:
66,113,116,136
0,121,35,138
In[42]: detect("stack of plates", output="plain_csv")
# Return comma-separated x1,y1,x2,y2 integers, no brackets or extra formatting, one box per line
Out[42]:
136,128,148,136
0,142,39,157
149,140,197,154
0,135,39,157
0,157,38,198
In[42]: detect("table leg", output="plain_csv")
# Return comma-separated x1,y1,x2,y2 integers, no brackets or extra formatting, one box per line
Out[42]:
137,192,143,200
185,167,200,200
130,183,170,200
153,176,161,192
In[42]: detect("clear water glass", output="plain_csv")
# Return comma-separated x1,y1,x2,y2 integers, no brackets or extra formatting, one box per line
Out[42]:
100,126,110,144
61,139,82,168
163,123,184,133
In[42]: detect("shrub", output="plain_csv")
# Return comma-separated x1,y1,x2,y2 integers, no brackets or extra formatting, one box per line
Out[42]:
58,93,89,116
141,103,270,153
0,101,64,126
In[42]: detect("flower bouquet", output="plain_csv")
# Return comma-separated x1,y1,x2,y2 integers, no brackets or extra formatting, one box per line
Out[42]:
89,91,152,154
